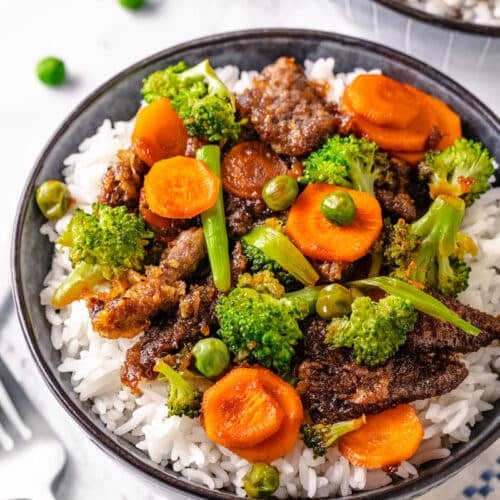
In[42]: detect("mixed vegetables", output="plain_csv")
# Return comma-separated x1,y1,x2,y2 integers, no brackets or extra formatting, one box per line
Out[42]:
37,56,498,493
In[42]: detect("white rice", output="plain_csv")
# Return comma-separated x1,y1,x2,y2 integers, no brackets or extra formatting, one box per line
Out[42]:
40,58,500,497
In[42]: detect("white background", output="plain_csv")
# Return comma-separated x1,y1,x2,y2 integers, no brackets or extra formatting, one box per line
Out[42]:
0,1,498,499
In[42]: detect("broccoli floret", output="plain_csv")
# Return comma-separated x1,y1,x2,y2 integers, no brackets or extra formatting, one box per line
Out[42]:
325,295,417,366
419,138,495,206
215,271,309,376
154,359,202,418
302,416,365,457
300,135,389,196
241,241,298,288
384,195,477,297
141,59,240,142
52,204,153,307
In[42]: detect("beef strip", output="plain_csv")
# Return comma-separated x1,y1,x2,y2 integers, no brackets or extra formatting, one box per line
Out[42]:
98,148,148,210
297,317,468,422
237,57,339,156
375,159,418,222
403,290,500,354
121,243,248,391
121,279,220,391
311,259,354,283
87,228,206,339
224,192,274,238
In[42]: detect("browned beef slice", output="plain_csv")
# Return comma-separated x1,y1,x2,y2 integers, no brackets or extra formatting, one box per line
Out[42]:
160,227,206,283
297,348,467,423
237,57,339,156
224,192,273,239
120,243,247,390
298,316,468,422
98,149,148,210
121,279,220,390
403,290,500,353
311,260,354,283
88,228,206,339
375,190,417,222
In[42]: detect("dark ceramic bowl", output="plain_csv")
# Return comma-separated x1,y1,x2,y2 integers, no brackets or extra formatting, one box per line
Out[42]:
12,29,500,500
373,0,500,36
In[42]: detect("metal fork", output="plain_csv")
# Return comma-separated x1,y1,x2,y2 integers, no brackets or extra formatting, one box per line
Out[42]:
0,295,66,500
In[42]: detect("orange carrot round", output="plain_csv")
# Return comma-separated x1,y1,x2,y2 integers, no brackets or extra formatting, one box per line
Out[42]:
389,150,426,165
345,74,420,129
351,87,435,152
144,156,220,219
132,98,188,166
339,404,424,469
201,367,303,462
410,86,462,151
285,184,382,262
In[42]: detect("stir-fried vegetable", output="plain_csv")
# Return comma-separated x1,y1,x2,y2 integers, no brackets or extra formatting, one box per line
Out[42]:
202,367,303,463
216,271,309,376
262,174,298,211
154,359,202,418
131,98,188,166
338,404,424,468
419,138,494,205
301,134,388,196
243,463,280,498
143,156,220,219
285,184,383,262
320,190,357,226
191,338,230,379
196,145,232,292
52,203,153,308
35,180,70,220
350,276,480,335
141,59,240,142
384,195,476,297
302,416,366,457
315,284,353,320
242,225,319,286
325,295,417,366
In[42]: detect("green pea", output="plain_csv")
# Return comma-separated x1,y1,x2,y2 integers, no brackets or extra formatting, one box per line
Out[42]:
315,284,352,320
320,191,356,226
119,0,145,9
36,57,66,86
192,338,230,378
243,463,279,498
262,175,298,211
35,180,70,220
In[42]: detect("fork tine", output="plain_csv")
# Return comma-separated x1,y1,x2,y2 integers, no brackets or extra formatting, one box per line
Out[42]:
0,419,14,450
0,378,32,441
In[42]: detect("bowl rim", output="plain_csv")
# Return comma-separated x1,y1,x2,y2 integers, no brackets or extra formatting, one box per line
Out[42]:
373,0,500,36
11,27,500,500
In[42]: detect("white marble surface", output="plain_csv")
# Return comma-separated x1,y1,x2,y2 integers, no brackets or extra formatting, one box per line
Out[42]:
0,1,498,499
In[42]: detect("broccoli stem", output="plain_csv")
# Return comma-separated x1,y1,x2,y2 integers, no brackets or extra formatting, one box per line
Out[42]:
284,286,323,314
349,276,480,336
242,227,319,286
51,262,104,308
196,145,231,292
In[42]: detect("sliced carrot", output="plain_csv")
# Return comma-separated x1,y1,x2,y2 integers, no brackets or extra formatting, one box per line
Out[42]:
389,150,426,165
144,156,220,219
201,367,303,463
285,184,382,262
339,404,424,469
229,368,304,463
132,98,188,167
345,74,420,129
352,86,435,152
409,86,462,150
221,141,288,199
